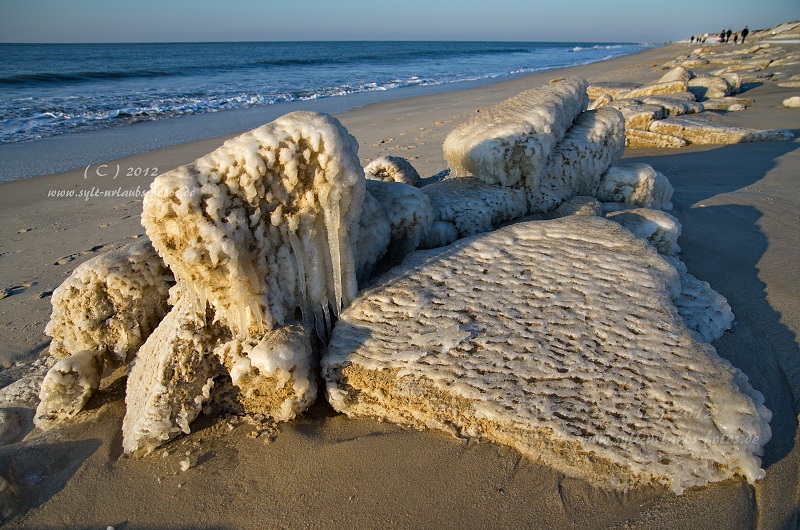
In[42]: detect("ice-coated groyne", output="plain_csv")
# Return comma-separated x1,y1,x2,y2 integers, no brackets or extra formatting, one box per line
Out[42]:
322,216,771,494
443,77,589,193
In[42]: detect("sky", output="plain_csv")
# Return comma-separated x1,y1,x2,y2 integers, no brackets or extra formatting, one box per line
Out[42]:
0,0,797,43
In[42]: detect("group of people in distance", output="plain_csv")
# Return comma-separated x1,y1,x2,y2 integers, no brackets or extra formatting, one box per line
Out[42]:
689,25,749,45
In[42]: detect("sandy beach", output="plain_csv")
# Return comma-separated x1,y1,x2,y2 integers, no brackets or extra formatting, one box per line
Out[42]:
1,40,799,528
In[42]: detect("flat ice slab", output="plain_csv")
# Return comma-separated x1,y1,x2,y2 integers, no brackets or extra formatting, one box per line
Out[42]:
323,216,771,494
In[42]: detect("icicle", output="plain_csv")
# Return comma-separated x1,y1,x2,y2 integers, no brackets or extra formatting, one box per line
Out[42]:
325,199,344,314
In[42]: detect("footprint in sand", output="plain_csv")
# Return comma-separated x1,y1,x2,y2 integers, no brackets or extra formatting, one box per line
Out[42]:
0,283,34,300
55,244,107,266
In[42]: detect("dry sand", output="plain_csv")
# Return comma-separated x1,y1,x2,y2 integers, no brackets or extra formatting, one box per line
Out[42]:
1,42,799,529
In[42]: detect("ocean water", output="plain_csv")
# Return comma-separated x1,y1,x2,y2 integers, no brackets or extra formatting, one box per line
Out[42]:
0,41,648,146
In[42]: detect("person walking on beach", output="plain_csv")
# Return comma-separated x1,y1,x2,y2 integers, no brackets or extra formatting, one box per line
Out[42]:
733,34,738,44
741,26,749,43
726,28,732,42
720,30,726,43
690,35,695,44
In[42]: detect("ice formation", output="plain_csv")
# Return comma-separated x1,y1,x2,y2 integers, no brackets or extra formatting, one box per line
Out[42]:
595,164,674,210
420,177,527,244
649,116,793,144
365,180,433,262
215,322,314,421
35,240,172,428
550,196,604,218
122,295,222,453
664,256,735,343
623,80,689,99
122,111,365,451
354,190,391,283
530,107,625,212
606,208,682,255
141,110,364,338
442,77,589,190
43,239,172,365
364,155,422,187
322,216,771,494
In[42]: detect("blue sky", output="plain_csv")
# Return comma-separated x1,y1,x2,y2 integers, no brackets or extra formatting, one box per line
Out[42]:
0,0,797,43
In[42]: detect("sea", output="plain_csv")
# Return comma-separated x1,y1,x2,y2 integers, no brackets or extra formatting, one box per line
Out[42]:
0,41,649,181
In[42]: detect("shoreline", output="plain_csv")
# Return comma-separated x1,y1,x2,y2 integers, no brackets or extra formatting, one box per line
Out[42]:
1,41,799,528
0,43,659,183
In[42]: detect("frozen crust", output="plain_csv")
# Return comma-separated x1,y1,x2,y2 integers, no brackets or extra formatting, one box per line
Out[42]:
323,216,771,494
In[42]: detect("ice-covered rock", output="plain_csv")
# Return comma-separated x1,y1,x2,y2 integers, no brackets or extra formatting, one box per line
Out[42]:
587,82,641,99
688,75,731,100
531,107,625,212
442,77,588,189
214,322,314,421
609,101,665,130
595,164,674,210
640,97,704,117
364,155,422,187
365,180,434,262
121,111,367,451
141,111,364,339
783,96,800,108
664,256,735,343
649,116,793,144
606,208,682,255
122,294,223,454
354,191,391,283
719,72,743,94
322,216,771,494
625,128,689,148
35,239,172,429
550,196,603,217
623,80,689,99
44,239,172,365
658,66,693,84
35,351,101,429
420,177,527,242
588,93,613,110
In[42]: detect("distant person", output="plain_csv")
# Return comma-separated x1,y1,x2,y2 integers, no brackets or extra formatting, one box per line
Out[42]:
720,30,726,43
690,35,695,44
726,28,732,42
733,34,738,44
741,26,749,43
